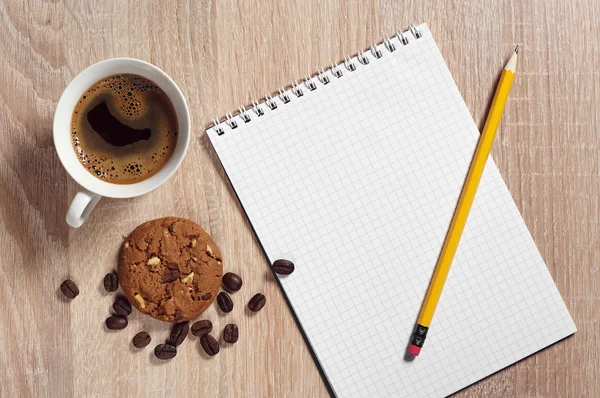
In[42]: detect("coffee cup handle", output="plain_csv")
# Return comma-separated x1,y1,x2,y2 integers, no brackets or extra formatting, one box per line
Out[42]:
66,189,102,228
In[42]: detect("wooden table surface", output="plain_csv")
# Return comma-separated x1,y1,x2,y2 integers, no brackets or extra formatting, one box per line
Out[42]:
1,0,598,397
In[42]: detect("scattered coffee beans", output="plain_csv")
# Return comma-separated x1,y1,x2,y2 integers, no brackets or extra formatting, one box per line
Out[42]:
154,343,177,360
222,272,243,292
272,259,295,275
60,279,79,299
105,315,128,330
113,296,132,316
200,334,220,356
217,292,234,313
133,331,151,348
170,322,189,346
103,272,119,292
223,324,239,344
191,320,213,336
248,293,266,312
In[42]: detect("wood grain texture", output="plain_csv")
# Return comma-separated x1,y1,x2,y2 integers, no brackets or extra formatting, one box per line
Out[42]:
0,0,598,396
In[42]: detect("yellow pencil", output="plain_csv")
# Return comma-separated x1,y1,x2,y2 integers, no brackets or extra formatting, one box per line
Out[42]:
408,46,519,356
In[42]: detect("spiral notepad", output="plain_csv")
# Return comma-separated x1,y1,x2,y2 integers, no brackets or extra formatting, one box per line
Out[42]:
207,24,575,397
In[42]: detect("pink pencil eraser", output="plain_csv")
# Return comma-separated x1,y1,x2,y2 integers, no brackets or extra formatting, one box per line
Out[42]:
408,344,421,356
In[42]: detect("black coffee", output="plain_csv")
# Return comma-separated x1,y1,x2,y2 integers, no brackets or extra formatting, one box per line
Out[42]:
70,74,178,184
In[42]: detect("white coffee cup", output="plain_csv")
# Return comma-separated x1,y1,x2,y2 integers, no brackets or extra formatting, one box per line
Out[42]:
53,58,190,228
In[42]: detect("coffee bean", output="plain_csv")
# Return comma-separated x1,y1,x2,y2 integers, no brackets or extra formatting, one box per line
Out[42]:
216,292,233,313
222,272,243,292
248,293,266,312
223,324,239,344
132,331,151,348
60,279,79,299
163,269,180,283
272,259,295,275
105,315,128,330
170,322,189,346
200,334,220,356
191,320,213,336
103,272,118,292
112,296,132,316
154,343,177,360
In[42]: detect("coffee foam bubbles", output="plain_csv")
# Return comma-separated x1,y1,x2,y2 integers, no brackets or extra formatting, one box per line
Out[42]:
70,74,178,184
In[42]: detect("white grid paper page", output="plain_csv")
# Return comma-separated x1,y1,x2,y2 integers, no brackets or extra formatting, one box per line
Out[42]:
207,24,576,397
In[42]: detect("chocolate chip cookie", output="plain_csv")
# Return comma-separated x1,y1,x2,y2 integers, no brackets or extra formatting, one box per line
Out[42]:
118,217,223,322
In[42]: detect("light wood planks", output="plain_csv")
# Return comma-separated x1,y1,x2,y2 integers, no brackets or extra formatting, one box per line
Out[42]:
0,0,598,396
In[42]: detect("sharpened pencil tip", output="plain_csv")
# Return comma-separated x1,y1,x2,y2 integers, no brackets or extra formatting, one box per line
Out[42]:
514,45,519,54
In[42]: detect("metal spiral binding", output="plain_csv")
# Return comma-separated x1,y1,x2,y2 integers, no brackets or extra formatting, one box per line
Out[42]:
238,106,251,123
213,118,225,135
384,37,396,52
357,51,369,65
317,68,330,84
225,112,237,129
252,100,264,116
278,88,291,103
397,31,409,45
370,44,382,59
304,75,317,91
292,81,303,97
265,93,277,110
331,63,343,78
409,25,422,39
344,56,356,72
212,25,423,135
